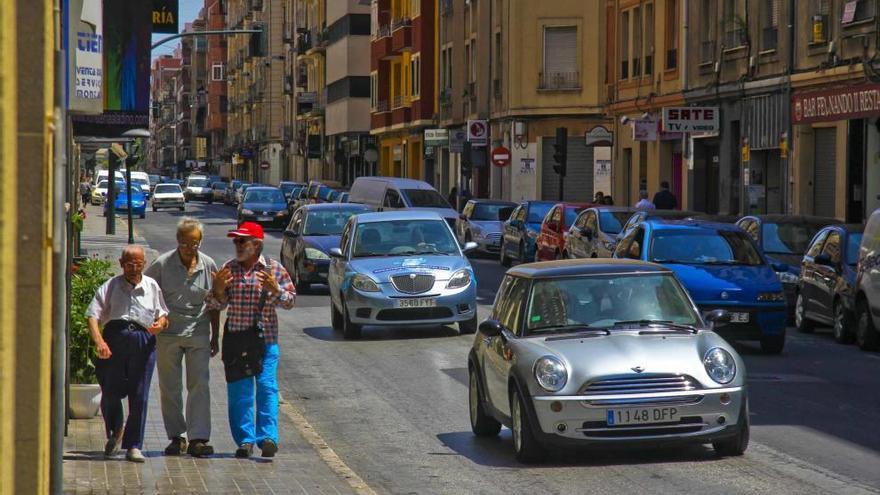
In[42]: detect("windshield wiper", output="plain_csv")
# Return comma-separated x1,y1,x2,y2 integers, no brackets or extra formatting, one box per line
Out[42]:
354,252,393,258
529,324,608,334
610,320,698,333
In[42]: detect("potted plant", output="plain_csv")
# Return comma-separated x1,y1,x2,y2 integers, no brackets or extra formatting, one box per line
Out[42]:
68,257,113,419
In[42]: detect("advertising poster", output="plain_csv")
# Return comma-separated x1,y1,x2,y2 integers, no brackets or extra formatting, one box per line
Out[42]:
103,0,151,124
65,0,103,114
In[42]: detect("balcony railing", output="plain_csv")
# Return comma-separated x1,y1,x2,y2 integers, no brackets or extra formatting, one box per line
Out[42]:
373,24,391,40
392,94,412,109
538,71,580,90
374,100,389,112
391,17,412,30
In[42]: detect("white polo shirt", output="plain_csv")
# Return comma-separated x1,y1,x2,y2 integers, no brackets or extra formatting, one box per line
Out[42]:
86,274,169,329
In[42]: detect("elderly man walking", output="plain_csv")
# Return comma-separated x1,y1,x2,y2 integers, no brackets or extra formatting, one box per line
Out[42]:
86,245,169,463
207,222,295,458
145,217,219,457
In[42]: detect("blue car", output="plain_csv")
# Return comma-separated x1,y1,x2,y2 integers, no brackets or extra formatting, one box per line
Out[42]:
499,200,555,266
103,182,146,219
614,219,788,353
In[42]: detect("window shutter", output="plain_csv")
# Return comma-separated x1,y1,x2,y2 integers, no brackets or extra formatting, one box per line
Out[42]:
544,26,577,76
771,0,780,26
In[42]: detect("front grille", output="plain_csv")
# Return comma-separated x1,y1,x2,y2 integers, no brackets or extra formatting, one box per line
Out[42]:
582,374,701,395
375,307,453,321
486,232,502,241
580,416,705,438
391,274,435,294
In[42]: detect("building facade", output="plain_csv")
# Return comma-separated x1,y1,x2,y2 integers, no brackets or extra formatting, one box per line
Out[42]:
149,55,182,175
205,0,229,175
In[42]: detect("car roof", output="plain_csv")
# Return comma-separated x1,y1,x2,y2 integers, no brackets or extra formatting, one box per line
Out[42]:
302,202,370,211
744,214,839,225
355,210,445,223
468,199,517,205
155,183,181,187
357,176,436,189
646,219,744,232
823,223,865,233
245,186,281,191
507,259,671,278
556,202,592,208
588,206,637,213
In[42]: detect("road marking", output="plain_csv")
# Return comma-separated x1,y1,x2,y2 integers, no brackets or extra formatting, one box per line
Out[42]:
278,394,377,495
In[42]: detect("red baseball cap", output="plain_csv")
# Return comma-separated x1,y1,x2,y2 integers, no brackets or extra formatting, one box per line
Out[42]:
227,221,265,240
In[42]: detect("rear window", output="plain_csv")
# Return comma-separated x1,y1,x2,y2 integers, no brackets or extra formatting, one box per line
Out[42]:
599,211,633,234
188,178,210,187
526,203,553,223
244,189,285,204
213,182,228,190
402,189,451,208
650,230,763,266
472,203,513,221
762,222,825,255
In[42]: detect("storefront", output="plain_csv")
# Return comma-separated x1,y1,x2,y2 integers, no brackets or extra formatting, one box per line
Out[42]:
742,93,788,215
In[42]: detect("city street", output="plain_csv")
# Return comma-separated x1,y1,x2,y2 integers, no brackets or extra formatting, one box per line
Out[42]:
133,203,880,495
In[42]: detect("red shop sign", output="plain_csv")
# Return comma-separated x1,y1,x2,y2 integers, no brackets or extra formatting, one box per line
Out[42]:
792,83,880,125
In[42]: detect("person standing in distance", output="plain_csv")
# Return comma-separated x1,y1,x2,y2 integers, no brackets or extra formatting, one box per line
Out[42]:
145,217,219,457
207,222,296,458
634,190,656,210
653,181,678,210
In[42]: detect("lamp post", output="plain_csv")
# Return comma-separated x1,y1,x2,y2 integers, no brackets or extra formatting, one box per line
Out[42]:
122,129,151,244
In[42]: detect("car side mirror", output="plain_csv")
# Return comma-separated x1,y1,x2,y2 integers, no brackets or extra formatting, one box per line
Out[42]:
813,254,833,267
771,262,790,272
328,247,344,258
462,241,479,253
705,309,731,324
283,230,299,238
479,319,504,337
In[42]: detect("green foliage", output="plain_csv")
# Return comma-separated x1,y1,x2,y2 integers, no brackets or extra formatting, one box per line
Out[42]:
69,258,113,384
71,211,84,232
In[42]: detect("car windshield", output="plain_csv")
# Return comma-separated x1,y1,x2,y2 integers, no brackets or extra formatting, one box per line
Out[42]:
244,189,285,204
599,211,634,234
526,203,554,223
472,203,513,221
353,219,459,257
525,274,700,334
132,178,148,185
761,222,824,255
564,207,586,227
401,189,451,208
154,185,182,194
97,180,108,189
650,230,763,265
303,208,364,236
846,232,863,265
213,182,228,190
188,178,210,187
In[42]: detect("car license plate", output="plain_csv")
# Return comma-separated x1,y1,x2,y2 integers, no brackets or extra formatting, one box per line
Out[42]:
397,298,437,308
257,216,272,222
606,407,679,426
729,312,749,323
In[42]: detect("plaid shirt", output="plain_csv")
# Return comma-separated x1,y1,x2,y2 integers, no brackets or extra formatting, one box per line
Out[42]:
206,255,295,344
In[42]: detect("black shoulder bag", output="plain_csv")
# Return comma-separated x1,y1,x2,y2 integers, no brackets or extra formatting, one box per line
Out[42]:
222,290,267,383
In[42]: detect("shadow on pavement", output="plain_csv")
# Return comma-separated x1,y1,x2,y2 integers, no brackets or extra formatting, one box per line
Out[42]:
303,325,463,342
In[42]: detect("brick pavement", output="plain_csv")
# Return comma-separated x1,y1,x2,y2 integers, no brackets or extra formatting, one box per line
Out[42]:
63,206,359,495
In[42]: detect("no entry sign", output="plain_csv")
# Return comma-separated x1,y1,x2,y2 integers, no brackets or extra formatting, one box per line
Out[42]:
491,146,511,167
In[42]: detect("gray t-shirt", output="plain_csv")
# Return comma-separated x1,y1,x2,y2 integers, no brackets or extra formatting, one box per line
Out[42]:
145,250,218,337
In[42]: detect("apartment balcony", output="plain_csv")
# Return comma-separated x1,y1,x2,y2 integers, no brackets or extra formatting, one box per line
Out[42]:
371,24,393,65
391,95,411,125
391,18,412,53
371,100,391,129
296,32,312,56
296,91,325,117
538,71,580,90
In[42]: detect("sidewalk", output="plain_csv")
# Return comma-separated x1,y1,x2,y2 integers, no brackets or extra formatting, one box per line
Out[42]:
63,205,359,494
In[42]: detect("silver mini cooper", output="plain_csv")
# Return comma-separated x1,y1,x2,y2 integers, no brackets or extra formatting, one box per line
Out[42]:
328,210,479,339
468,259,749,462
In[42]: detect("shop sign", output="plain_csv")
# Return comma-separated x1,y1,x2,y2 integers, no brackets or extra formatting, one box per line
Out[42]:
450,129,467,153
424,128,448,146
633,119,658,141
467,120,488,146
662,107,719,133
792,83,880,124
741,137,750,162
152,0,178,34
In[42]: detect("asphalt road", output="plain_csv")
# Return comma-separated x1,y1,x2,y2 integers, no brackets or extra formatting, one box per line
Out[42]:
134,202,880,495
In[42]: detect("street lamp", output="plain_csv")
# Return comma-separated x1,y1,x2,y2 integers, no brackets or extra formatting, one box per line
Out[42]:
122,129,151,244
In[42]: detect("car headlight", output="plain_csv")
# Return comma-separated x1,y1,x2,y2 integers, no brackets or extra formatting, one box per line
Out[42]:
757,291,786,302
446,269,472,289
534,356,568,392
241,209,254,215
351,274,380,292
304,247,330,260
275,211,287,217
775,271,798,284
703,347,736,384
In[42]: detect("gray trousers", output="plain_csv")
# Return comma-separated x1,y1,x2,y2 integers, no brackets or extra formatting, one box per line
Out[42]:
156,333,212,441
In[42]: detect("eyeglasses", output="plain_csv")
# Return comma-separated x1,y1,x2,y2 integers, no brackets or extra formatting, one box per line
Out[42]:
178,241,201,249
232,237,252,245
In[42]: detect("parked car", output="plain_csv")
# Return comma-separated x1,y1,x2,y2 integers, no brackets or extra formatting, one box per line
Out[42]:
279,181,306,201
287,185,310,213
499,201,555,266
535,202,591,261
618,209,699,241
327,210,478,339
795,224,863,343
91,179,119,205
736,215,838,317
234,183,253,205
348,176,459,229
614,219,788,353
224,180,242,205
566,206,636,259
335,192,350,203
104,183,146,219
184,176,214,203
211,181,228,202
468,259,748,463
238,186,290,228
855,209,880,350
455,199,517,255
147,174,161,191
281,203,371,292
151,183,186,212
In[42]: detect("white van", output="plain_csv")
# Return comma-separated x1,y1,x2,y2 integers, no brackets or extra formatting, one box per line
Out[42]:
349,177,458,227
126,170,152,196
93,169,125,187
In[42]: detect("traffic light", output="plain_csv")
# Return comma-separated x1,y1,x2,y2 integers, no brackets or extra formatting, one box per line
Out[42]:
461,141,473,177
552,127,567,177
250,23,267,57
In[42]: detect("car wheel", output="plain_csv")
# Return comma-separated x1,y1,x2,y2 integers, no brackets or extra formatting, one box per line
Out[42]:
152,206,157,212
208,198,213,204
179,206,185,212
713,398,749,456
139,212,146,219
856,302,879,351
500,243,512,267
342,298,362,340
833,300,854,344
794,293,815,333
510,386,545,463
330,299,343,331
459,314,478,334
469,367,501,437
760,329,785,354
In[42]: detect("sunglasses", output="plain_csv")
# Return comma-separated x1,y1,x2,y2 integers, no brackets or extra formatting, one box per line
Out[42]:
232,237,253,245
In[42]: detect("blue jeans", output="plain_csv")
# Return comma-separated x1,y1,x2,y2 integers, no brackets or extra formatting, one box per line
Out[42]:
227,343,279,447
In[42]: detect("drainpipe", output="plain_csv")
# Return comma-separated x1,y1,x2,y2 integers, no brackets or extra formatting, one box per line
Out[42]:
682,0,691,210
785,0,795,215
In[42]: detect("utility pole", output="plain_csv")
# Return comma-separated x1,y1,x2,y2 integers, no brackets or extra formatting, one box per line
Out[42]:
553,127,568,202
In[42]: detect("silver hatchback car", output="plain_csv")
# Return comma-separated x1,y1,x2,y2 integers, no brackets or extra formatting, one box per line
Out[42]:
328,211,479,339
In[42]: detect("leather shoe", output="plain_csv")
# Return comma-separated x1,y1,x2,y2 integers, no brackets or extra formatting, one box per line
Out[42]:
260,439,277,458
235,443,253,458
164,437,187,456
187,439,214,457
126,448,146,463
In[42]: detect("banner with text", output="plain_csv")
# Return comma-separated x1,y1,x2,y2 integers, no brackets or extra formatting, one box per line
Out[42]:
792,83,880,125
65,0,103,114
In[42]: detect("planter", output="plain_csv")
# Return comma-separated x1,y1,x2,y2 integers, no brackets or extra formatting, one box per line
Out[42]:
69,383,101,419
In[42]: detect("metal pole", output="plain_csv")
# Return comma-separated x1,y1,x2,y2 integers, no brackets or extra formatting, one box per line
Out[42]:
106,152,117,235
559,173,564,202
125,166,134,244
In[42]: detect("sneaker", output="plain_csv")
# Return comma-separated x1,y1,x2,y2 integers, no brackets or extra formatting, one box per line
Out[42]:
260,439,278,458
235,443,253,459
164,437,187,456
126,448,146,463
187,439,215,457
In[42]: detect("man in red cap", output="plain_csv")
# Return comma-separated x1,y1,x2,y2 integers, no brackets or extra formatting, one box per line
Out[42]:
207,221,296,458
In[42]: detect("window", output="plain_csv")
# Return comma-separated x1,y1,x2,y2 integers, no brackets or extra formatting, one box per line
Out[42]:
723,0,744,48
440,48,448,90
465,43,472,87
842,0,875,24
811,0,831,42
469,41,477,83
632,7,641,76
644,3,654,75
370,71,378,110
620,11,630,79
410,55,420,97
700,0,717,62
665,0,678,69
383,189,404,208
760,0,780,51
410,0,421,17
650,230,763,265
542,26,578,89
212,64,225,81
498,276,528,333
494,31,502,82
